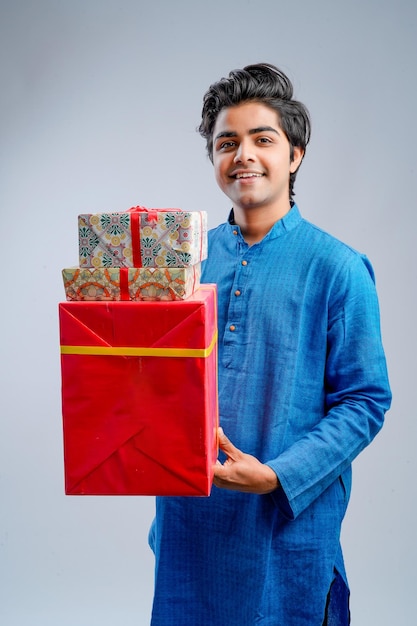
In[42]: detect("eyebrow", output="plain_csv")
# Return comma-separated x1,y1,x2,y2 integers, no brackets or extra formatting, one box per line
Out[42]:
214,126,280,141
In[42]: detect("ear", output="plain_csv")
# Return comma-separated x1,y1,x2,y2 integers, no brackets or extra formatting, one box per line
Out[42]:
290,146,304,173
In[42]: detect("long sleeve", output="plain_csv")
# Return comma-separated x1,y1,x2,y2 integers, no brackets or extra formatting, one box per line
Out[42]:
267,252,391,519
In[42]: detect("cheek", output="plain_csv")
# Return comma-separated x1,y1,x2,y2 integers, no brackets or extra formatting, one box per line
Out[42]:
213,161,226,187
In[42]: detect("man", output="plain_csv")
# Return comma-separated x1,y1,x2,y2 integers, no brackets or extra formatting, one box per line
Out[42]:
149,63,391,625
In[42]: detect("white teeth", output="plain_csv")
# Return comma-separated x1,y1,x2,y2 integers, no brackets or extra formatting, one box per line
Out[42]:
235,173,262,179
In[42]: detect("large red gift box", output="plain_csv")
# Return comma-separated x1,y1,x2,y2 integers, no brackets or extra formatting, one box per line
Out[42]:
59,285,218,496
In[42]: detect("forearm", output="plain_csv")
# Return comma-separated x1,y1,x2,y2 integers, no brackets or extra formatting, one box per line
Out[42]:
266,393,389,519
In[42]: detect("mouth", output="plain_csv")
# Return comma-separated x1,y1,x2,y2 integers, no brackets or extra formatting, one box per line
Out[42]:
230,171,264,180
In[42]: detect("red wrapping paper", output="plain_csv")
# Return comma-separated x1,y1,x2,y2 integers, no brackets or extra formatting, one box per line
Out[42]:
59,285,218,496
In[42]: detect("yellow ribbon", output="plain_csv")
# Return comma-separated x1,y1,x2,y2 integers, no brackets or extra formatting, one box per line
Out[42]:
60,330,217,358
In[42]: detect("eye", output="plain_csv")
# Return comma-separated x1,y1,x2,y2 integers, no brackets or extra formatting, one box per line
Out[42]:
218,140,236,150
257,136,273,144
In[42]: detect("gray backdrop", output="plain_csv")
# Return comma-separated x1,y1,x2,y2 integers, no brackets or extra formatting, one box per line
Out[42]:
1,1,415,624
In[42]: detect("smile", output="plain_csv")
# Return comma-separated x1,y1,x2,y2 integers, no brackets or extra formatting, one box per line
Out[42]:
232,172,264,179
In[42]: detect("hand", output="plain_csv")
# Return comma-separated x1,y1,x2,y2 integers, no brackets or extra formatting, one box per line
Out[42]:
213,428,280,494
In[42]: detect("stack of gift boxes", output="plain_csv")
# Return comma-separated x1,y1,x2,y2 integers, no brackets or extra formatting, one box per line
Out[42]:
59,206,218,497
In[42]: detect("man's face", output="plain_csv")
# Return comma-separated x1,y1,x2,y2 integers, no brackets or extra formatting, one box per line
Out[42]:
212,101,303,217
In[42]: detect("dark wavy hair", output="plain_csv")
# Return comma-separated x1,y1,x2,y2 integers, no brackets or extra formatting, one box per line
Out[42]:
198,63,311,199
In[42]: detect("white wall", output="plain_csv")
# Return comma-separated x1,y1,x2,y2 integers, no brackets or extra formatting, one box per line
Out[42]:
1,1,416,624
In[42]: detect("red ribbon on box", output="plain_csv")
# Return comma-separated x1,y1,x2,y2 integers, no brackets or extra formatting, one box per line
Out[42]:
128,206,156,267
119,268,129,300
128,206,180,267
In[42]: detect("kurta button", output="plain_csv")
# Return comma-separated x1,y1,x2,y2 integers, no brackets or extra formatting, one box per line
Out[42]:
229,325,236,332
232,230,238,235
241,260,248,266
235,290,241,296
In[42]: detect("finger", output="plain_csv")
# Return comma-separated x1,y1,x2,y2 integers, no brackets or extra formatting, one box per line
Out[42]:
213,462,226,478
217,427,241,459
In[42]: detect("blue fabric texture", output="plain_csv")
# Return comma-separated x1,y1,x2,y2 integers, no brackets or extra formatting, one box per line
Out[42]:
149,205,391,625
323,570,351,625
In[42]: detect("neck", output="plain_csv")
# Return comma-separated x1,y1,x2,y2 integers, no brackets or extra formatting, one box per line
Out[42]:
233,203,291,245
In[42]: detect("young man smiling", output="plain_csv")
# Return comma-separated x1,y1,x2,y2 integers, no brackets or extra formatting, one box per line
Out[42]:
212,102,304,246
148,63,391,625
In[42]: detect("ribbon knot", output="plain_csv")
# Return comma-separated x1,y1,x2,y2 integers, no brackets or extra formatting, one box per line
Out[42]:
128,205,159,223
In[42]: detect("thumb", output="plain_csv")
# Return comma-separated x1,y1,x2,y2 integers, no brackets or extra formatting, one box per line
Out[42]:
217,427,241,458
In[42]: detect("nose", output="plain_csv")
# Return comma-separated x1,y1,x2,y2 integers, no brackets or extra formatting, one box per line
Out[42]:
233,140,255,164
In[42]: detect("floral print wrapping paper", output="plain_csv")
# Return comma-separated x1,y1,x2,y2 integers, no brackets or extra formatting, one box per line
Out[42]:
78,209,207,269
62,264,201,301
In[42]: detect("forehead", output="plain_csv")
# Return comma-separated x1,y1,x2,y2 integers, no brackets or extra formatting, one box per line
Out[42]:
213,101,281,135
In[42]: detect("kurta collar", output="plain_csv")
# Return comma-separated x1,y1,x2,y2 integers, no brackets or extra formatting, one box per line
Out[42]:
227,203,303,241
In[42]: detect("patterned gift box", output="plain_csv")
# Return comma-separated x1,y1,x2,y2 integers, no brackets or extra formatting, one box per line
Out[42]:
62,264,201,301
59,285,218,496
78,206,207,269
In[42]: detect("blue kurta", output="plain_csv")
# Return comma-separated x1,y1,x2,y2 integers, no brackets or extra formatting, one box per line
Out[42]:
149,204,391,625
